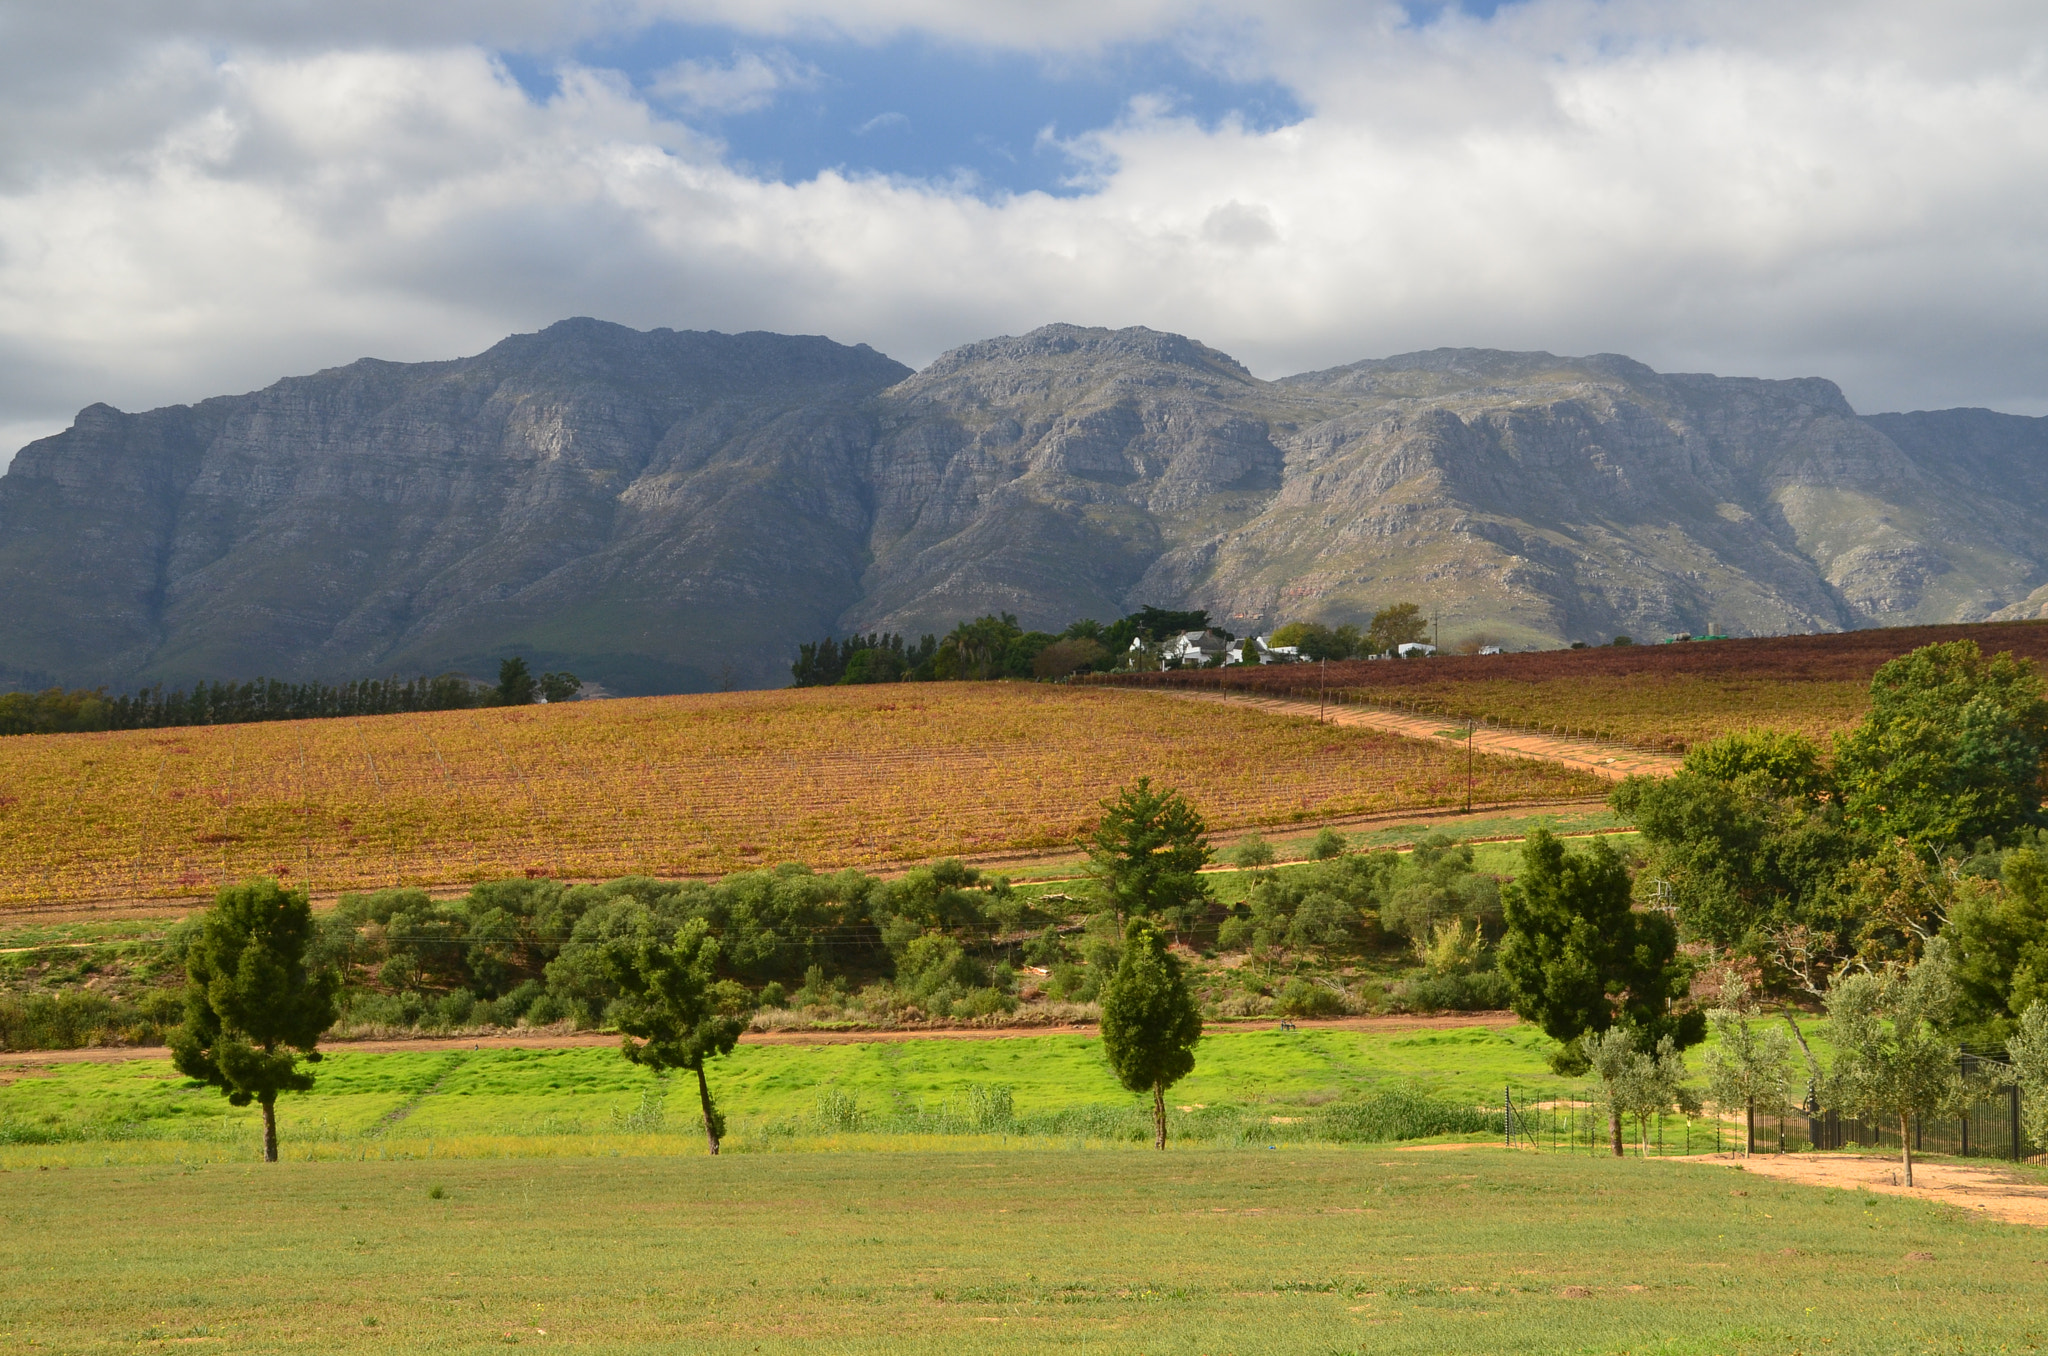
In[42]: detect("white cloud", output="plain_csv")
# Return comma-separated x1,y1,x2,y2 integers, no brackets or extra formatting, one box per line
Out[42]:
648,50,820,114
3,0,2048,478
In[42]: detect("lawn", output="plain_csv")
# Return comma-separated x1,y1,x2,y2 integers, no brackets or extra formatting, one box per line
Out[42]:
1,1145,2039,1354
1,1024,1578,1165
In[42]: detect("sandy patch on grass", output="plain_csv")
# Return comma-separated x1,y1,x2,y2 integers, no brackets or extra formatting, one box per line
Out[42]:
1674,1151,2048,1228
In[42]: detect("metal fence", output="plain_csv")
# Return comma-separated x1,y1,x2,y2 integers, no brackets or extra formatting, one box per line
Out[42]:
1501,1059,2035,1160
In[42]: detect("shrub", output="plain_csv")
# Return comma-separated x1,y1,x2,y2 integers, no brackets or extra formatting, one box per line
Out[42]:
1274,978,1346,1018
962,986,1016,1018
966,1084,1015,1131
1317,1087,1500,1141
0,990,178,1050
758,981,788,1009
522,992,565,1026
1307,828,1347,860
813,1087,866,1131
1402,970,1512,1012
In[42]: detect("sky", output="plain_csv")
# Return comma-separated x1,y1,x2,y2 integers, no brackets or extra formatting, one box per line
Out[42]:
3,0,2047,466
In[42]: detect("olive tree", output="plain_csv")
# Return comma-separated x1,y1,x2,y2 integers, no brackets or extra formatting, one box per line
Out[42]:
2000,1000,2048,1149
1702,1008,1793,1155
605,914,751,1154
170,879,339,1162
1099,919,1203,1149
1821,954,1962,1187
1584,1026,1691,1158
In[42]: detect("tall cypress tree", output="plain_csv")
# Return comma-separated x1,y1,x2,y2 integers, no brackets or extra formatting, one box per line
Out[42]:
1099,919,1203,1149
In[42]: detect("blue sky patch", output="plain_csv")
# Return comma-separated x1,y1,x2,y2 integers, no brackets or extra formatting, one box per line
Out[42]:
498,25,1306,198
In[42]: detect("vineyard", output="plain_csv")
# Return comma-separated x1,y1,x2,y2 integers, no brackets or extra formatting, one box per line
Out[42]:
0,683,1602,908
1106,620,2048,752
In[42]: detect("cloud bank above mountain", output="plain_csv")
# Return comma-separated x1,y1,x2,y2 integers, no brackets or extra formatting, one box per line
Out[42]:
3,0,2046,466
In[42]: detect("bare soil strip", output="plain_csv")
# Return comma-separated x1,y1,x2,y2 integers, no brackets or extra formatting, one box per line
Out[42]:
0,1010,1518,1067
1674,1150,2048,1228
1159,690,1683,781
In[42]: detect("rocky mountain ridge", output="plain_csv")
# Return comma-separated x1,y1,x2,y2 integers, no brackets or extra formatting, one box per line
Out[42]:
2,318,2043,693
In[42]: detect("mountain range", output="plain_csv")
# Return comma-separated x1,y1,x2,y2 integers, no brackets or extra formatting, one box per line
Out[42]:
3,318,2045,694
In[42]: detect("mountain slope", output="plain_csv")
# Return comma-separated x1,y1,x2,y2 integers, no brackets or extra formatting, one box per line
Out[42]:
2,320,2044,693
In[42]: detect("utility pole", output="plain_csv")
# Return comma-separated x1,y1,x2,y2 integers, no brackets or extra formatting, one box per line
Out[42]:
1465,721,1474,812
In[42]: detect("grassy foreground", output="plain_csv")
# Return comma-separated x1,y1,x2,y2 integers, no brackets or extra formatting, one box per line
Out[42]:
2,1025,1578,1164
3,1147,2040,1354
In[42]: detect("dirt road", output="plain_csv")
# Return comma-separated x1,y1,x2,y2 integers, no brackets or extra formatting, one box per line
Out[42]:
0,1010,1519,1068
1674,1150,2048,1229
1161,690,1682,782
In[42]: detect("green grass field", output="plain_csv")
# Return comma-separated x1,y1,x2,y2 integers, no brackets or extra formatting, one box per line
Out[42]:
3,1147,2040,1354
1,1024,1584,1165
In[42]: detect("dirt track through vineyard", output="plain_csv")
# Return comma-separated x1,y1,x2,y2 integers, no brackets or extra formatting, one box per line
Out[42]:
1163,690,1683,781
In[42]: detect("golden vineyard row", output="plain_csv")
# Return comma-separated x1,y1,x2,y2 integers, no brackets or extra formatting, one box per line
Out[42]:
0,683,1605,906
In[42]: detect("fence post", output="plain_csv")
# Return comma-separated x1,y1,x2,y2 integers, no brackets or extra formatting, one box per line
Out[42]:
1504,1085,1512,1149
2013,1083,2023,1163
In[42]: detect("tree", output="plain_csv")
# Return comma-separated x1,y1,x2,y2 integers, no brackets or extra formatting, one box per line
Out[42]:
170,879,339,1162
1496,829,1704,1074
497,656,537,705
1610,732,1858,953
1083,777,1212,925
1821,953,1963,1187
1098,919,1204,1149
605,914,751,1154
1033,637,1107,678
538,671,582,703
1999,1000,2048,1150
1366,603,1429,656
1307,827,1346,860
1585,1027,1691,1157
1835,640,2048,849
1702,1007,1793,1155
1944,847,2048,1046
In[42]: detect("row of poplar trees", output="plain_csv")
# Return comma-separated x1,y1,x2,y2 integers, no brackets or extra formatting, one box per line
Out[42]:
168,777,1213,1160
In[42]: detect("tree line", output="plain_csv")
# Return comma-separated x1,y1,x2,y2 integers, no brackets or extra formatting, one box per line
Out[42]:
0,656,579,737
790,600,1441,687
791,606,1214,686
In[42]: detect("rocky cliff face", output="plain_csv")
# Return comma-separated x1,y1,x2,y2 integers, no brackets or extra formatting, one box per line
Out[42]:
2,319,2043,692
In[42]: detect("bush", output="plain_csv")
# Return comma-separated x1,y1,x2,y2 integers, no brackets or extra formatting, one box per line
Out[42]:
0,990,179,1050
813,1087,866,1131
962,986,1016,1018
1307,828,1347,860
1316,1088,1500,1141
523,992,565,1027
1402,970,1512,1013
758,981,788,1009
1274,978,1346,1018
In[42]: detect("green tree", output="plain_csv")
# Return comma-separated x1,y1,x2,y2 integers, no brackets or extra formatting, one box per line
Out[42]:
1367,602,1429,655
1496,829,1704,1074
1610,732,1858,953
538,670,582,702
497,656,537,705
1835,640,2048,849
1822,952,1963,1187
1999,1000,2048,1150
169,879,339,1162
1944,848,2048,1046
605,914,751,1154
1585,1027,1691,1157
1083,777,1212,925
1098,919,1204,1149
1702,1007,1793,1155
1226,834,1275,870
1307,827,1346,860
